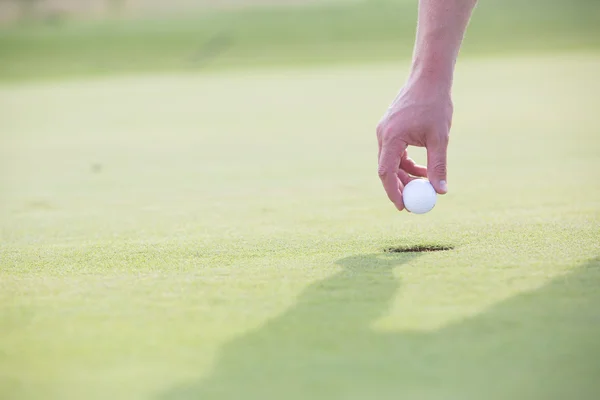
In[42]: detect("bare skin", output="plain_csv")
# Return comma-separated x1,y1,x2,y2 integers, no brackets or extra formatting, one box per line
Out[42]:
377,0,478,211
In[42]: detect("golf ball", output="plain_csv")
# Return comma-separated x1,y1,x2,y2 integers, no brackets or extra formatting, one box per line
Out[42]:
403,179,437,214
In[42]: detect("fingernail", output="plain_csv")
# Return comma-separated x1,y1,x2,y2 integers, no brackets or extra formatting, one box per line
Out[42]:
440,180,448,193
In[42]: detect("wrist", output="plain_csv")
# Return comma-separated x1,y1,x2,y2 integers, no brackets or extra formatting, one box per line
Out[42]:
408,52,455,93
408,27,461,91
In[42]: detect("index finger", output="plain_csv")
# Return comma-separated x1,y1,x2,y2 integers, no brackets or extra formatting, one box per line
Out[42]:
378,138,408,211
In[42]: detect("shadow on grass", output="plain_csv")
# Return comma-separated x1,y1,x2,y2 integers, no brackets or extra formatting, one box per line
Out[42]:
160,255,600,400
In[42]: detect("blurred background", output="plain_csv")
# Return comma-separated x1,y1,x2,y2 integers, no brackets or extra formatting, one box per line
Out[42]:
0,0,599,82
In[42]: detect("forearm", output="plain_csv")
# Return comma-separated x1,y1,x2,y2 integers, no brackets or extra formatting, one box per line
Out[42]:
377,0,477,206
409,0,478,88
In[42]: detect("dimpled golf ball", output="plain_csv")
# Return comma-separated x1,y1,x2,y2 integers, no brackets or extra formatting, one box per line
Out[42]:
403,179,437,214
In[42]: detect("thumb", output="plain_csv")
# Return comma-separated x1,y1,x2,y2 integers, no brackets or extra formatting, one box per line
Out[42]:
426,137,449,194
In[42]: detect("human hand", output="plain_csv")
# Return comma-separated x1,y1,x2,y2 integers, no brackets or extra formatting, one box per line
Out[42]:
376,78,453,211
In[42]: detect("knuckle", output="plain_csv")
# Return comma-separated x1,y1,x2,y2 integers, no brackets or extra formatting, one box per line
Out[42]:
432,163,447,177
377,124,391,141
377,165,393,178
429,132,449,148
376,119,389,139
436,129,450,143
381,129,404,148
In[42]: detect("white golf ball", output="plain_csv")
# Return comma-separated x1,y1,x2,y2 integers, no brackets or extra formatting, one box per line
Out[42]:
403,179,437,214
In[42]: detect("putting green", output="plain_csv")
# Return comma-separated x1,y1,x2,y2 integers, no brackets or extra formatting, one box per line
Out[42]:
1,53,599,400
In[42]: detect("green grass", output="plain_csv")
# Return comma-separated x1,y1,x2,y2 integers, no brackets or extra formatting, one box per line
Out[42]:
0,0,599,82
1,1,600,398
1,51,599,399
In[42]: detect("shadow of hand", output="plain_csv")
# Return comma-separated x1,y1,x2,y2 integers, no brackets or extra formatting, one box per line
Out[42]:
160,256,600,400
161,252,419,400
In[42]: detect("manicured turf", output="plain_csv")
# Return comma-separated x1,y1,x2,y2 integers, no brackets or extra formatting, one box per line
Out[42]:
1,52,599,399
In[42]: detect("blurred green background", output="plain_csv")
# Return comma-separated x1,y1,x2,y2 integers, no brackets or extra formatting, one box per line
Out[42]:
1,0,599,82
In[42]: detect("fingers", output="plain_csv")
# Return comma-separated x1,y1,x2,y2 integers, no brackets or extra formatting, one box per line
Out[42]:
400,155,428,178
397,168,419,185
426,136,449,194
378,138,408,211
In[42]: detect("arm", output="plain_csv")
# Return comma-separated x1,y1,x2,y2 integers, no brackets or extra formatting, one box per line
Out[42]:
377,0,478,211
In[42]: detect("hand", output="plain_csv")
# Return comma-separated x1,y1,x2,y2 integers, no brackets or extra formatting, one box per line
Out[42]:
376,78,453,211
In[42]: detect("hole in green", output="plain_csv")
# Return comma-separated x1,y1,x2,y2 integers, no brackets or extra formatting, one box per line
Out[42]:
385,245,454,253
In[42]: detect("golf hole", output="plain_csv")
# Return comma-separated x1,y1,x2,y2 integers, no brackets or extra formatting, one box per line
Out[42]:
385,245,454,253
